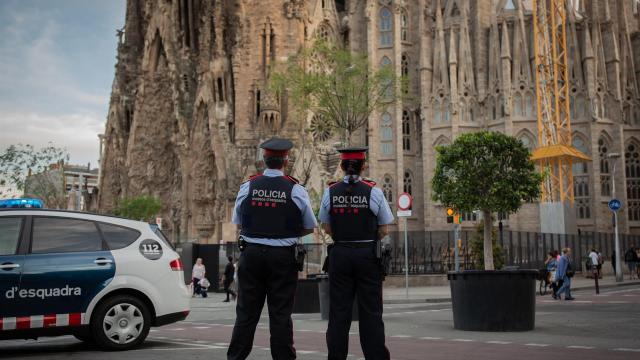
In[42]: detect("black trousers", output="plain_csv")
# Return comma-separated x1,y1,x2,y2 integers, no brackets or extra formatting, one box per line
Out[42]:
224,280,236,300
326,244,390,360
227,244,298,360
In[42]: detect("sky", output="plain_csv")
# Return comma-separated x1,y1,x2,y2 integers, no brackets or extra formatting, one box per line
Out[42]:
0,0,126,168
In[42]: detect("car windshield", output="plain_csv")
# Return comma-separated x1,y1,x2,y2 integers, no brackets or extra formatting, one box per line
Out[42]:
148,224,175,250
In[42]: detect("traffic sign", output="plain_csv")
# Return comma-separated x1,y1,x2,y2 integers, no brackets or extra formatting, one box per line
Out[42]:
397,193,413,211
608,199,622,212
397,210,412,217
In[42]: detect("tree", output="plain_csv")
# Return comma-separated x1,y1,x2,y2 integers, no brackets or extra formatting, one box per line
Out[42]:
0,144,69,208
270,41,406,145
469,220,505,270
115,195,163,222
431,131,541,270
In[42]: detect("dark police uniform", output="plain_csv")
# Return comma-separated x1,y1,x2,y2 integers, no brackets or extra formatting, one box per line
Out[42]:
228,138,317,360
319,147,394,360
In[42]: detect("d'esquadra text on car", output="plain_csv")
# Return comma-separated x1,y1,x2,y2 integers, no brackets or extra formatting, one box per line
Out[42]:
0,209,191,350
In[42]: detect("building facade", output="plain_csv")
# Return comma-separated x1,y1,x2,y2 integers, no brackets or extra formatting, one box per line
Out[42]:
99,0,640,243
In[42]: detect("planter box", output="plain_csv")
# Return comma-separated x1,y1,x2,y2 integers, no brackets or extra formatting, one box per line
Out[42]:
448,270,538,331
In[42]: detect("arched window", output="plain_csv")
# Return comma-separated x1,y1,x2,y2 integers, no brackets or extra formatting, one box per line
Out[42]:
434,101,442,124
599,137,611,197
513,93,523,116
381,57,393,100
573,136,591,219
381,112,393,155
400,9,409,42
401,53,410,94
402,110,411,152
626,141,640,221
403,171,413,195
382,175,394,205
518,133,535,152
379,7,393,47
525,92,535,117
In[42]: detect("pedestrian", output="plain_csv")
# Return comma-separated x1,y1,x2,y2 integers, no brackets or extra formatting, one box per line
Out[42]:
597,250,603,279
555,248,575,301
192,258,207,298
636,248,640,279
624,247,637,280
588,248,599,279
320,147,394,360
545,251,558,296
223,256,237,302
227,137,317,360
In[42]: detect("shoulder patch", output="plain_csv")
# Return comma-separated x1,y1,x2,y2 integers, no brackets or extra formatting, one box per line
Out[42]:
361,179,377,187
243,174,262,183
285,175,300,184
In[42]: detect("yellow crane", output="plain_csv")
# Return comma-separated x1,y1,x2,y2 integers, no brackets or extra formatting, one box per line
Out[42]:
531,0,590,203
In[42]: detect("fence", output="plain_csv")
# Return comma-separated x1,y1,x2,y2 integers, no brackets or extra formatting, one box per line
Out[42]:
208,231,640,278
385,230,640,275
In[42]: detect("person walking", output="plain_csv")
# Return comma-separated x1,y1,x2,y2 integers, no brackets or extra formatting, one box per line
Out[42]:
192,258,207,298
555,248,575,301
320,147,394,360
227,137,317,360
588,248,599,279
624,247,637,280
223,256,237,302
545,251,558,297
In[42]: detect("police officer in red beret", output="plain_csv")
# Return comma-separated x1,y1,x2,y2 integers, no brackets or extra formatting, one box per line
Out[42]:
320,147,394,360
227,137,317,360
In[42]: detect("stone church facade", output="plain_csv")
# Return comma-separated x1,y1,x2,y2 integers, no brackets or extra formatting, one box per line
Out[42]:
99,0,640,243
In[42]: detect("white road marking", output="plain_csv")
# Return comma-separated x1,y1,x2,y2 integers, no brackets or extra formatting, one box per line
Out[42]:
525,343,550,347
420,336,442,340
298,350,319,354
452,339,475,342
194,326,211,329
567,346,595,350
391,335,412,338
612,348,640,352
486,341,511,345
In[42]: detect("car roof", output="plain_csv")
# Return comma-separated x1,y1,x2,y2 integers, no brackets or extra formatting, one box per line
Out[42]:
0,208,148,229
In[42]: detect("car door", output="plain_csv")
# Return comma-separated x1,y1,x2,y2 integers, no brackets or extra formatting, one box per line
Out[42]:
0,216,26,321
18,216,116,322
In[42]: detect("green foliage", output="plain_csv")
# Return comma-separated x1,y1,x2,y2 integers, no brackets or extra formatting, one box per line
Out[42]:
0,143,69,199
270,40,407,145
115,195,162,222
431,131,542,214
469,221,505,270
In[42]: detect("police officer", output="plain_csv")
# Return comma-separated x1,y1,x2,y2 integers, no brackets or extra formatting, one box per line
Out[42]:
228,137,317,360
320,147,393,360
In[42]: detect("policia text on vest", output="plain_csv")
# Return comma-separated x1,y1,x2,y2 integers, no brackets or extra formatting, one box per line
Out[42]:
320,147,394,360
227,138,317,360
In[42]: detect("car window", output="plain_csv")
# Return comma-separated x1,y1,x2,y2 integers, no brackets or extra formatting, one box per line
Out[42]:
149,224,175,250
99,223,140,250
31,217,103,254
0,217,23,255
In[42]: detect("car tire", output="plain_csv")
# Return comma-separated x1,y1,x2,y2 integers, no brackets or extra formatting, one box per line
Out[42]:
91,295,151,351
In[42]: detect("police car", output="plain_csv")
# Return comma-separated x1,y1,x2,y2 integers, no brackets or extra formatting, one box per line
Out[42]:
0,209,190,350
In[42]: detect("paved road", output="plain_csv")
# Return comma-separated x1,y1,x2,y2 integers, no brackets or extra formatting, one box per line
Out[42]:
2,286,639,359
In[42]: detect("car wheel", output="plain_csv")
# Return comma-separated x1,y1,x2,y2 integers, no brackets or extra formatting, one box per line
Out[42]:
91,295,151,351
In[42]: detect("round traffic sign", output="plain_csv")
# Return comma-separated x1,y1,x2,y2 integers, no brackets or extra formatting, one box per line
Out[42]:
397,193,413,210
608,199,622,212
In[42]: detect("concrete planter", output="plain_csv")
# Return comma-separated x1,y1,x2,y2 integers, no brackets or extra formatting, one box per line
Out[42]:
448,270,538,331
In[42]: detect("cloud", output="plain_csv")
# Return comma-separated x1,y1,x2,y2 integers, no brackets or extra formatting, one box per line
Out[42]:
0,110,103,167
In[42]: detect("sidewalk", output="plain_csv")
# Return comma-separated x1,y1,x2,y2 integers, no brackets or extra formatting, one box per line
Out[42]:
382,275,640,304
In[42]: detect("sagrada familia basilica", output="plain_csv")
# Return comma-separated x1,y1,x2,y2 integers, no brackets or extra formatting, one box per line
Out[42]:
98,0,640,243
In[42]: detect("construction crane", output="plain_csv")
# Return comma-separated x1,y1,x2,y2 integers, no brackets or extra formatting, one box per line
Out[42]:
531,0,590,203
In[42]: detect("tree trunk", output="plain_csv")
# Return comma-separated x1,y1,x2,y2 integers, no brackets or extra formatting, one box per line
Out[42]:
483,209,495,270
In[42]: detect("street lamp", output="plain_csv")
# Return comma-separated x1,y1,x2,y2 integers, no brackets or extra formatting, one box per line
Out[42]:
608,152,623,282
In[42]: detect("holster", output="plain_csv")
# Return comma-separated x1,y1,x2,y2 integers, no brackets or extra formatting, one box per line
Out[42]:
321,244,334,273
295,244,307,272
238,237,247,252
378,239,392,278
